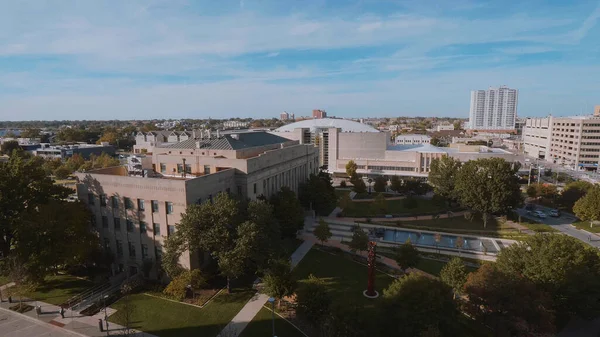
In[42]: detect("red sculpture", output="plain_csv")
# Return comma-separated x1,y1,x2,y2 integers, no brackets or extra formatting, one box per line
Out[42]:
366,241,377,297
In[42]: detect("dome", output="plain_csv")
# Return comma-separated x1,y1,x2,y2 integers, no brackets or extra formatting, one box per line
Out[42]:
274,118,379,133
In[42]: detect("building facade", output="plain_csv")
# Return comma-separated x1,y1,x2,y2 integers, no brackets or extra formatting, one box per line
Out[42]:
469,86,518,131
523,115,600,169
76,131,318,278
312,109,327,119
395,134,431,145
33,143,115,160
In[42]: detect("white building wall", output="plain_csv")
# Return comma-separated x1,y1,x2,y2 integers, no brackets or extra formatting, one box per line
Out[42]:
469,86,518,130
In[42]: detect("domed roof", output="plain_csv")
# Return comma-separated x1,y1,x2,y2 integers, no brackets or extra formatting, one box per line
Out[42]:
275,118,379,133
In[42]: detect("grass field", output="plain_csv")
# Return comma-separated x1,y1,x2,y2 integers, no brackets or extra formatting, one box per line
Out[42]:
292,248,395,307
9,274,95,305
343,197,451,217
109,290,255,337
239,307,306,337
572,221,600,233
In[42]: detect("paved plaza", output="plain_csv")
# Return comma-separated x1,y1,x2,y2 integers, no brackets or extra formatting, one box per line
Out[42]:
0,307,83,337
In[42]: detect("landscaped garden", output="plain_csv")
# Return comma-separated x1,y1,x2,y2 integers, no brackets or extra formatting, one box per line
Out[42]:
109,289,255,337
341,196,454,217
240,307,306,337
8,274,95,305
571,221,600,233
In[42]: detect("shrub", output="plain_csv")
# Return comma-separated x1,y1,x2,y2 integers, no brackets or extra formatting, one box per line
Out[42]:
340,180,347,188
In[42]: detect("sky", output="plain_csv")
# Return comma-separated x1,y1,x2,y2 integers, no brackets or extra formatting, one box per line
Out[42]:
0,0,599,121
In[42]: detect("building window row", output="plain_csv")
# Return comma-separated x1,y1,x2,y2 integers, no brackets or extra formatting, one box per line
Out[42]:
91,193,172,215
367,165,415,172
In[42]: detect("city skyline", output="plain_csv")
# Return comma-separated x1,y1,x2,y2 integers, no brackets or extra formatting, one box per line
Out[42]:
1,0,599,121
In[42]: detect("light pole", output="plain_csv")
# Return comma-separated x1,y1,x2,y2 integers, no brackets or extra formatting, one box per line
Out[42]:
103,294,109,336
367,178,373,194
267,297,276,337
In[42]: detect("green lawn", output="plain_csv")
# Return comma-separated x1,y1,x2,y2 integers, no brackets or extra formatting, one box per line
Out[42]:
572,221,600,233
353,192,396,200
292,248,395,306
240,307,306,337
521,222,558,233
109,290,255,337
14,274,95,305
334,189,350,200
343,197,451,217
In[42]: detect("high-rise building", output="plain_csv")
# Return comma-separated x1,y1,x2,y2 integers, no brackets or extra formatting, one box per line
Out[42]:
312,109,327,119
594,105,600,117
280,111,290,120
468,86,518,131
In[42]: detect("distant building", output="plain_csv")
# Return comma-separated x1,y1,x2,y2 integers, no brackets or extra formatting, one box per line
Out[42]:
223,120,249,129
33,143,115,160
435,122,455,132
395,134,431,145
469,86,518,131
312,109,327,119
595,105,600,117
280,111,291,120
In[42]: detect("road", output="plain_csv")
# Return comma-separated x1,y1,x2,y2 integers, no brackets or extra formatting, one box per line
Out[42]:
515,205,600,249
0,307,80,337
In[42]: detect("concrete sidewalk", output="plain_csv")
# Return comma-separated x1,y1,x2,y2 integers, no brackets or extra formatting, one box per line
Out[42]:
218,238,315,337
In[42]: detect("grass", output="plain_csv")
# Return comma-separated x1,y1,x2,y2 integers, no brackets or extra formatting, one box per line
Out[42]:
572,221,600,233
292,248,395,307
343,197,451,217
12,274,95,305
353,192,396,200
0,275,9,286
240,307,306,337
109,290,255,337
334,189,350,200
521,222,558,233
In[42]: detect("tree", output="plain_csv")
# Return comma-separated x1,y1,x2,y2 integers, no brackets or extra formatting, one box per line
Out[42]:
573,185,600,229
1,140,20,155
430,136,441,146
339,193,353,211
527,183,558,200
314,219,332,245
345,160,358,179
394,240,420,272
299,172,337,216
373,176,387,193
296,274,331,326
454,158,522,228
66,154,85,172
164,269,206,300
348,226,369,253
439,257,468,298
7,256,38,311
380,273,459,336
560,180,593,211
263,259,296,308
371,193,388,214
20,128,41,139
0,156,70,259
403,178,429,196
428,155,461,200
321,303,367,337
53,165,72,179
270,187,305,238
496,234,600,320
463,263,555,336
390,175,402,193
351,176,367,194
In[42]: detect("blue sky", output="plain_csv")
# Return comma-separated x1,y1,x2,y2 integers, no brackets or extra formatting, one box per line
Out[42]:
0,0,599,120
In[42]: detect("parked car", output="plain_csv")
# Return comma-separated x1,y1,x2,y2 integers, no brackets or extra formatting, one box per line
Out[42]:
549,209,561,217
534,210,547,218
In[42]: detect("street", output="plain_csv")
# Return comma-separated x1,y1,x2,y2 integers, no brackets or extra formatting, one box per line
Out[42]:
515,206,600,249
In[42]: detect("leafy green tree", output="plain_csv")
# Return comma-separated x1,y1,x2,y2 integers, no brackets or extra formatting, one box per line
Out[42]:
163,269,206,300
7,256,38,311
439,257,468,298
573,185,600,229
0,156,70,259
42,158,62,175
371,193,388,214
244,200,282,271
270,187,305,238
390,175,402,193
463,263,555,336
296,274,331,326
53,165,72,179
373,176,387,193
428,155,461,201
299,172,337,216
380,273,459,336
314,219,332,245
394,240,420,272
351,176,367,194
454,158,522,228
348,226,369,253
403,178,429,195
66,154,85,172
339,193,353,211
1,140,20,155
20,128,41,139
263,259,296,308
496,234,600,319
321,303,367,337
560,180,593,211
345,160,358,179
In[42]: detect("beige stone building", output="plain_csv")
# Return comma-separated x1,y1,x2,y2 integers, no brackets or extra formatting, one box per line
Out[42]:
76,132,318,278
523,115,600,169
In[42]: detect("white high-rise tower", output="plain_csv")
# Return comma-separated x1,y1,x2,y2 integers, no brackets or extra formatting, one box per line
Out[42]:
468,86,518,130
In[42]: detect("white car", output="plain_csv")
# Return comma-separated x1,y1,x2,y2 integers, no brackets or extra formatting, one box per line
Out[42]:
534,211,547,218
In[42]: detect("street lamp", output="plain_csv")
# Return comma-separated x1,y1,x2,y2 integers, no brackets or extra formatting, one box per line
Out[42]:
103,294,109,336
267,297,276,337
367,178,373,194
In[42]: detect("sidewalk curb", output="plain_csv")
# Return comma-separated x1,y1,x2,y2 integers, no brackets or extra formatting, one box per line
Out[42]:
0,305,89,337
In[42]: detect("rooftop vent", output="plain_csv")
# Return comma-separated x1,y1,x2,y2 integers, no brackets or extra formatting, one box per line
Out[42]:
231,134,239,140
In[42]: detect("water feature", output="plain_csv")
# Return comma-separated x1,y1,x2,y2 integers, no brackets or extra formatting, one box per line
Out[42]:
382,229,498,253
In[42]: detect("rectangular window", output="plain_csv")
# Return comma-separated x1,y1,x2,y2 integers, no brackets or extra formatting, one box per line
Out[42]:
103,238,110,251
126,219,134,232
177,163,183,173
88,193,95,205
116,240,123,257
100,194,107,207
204,165,210,174
185,164,192,174
226,187,230,195
140,221,147,234
90,214,97,227
168,225,175,236
153,223,161,236
152,200,159,213
253,183,257,194
102,216,108,228
112,196,119,209
155,246,163,261
138,199,145,211
141,244,148,259
160,163,166,173
166,202,173,214
124,197,133,209
114,218,121,231
128,242,136,258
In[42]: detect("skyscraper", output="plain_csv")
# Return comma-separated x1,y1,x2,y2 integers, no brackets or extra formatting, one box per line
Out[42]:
312,109,327,119
468,86,518,130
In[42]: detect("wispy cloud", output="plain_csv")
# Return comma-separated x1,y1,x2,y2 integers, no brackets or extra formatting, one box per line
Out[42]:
266,52,280,58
